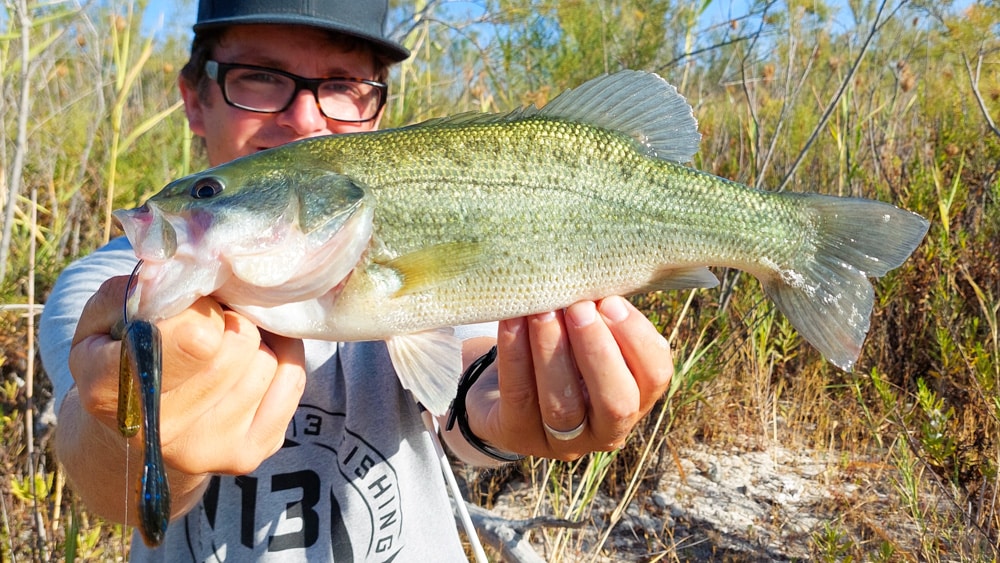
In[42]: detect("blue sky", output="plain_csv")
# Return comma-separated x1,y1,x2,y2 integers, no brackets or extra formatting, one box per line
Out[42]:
140,0,825,38
140,0,973,45
141,0,195,39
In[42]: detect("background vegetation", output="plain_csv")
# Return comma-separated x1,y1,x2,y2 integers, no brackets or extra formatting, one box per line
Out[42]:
1,0,998,560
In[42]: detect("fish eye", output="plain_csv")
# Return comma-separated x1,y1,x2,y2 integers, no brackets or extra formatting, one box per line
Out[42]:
191,177,224,199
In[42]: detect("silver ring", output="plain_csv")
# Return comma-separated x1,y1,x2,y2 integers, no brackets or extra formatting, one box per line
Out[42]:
543,416,587,441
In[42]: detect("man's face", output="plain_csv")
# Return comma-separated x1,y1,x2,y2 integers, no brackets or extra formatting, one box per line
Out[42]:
180,25,382,166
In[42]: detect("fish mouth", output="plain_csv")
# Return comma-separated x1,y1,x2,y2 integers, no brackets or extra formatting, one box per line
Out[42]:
113,203,179,261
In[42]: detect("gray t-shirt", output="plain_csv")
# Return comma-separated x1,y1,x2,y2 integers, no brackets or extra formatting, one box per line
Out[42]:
40,237,492,561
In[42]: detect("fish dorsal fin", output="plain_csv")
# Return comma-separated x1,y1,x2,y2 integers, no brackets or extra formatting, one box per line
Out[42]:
535,70,701,163
411,71,701,164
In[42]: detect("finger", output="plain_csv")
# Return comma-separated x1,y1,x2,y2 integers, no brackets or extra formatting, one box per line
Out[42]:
493,317,539,436
72,276,132,346
528,310,589,436
251,332,306,457
160,319,290,475
157,297,227,388
564,300,638,447
161,310,264,430
220,333,305,473
597,296,673,414
214,333,303,474
69,333,122,426
70,277,133,425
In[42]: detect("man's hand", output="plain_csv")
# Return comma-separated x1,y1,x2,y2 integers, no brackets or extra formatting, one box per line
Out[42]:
56,276,306,523
456,296,673,462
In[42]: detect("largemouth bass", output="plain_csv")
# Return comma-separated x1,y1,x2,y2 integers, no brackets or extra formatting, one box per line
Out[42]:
115,70,929,417
112,69,928,546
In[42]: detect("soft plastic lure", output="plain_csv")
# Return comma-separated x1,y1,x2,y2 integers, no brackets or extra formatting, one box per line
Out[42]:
112,260,170,546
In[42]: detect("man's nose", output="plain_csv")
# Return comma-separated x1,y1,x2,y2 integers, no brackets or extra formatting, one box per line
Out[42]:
275,88,328,136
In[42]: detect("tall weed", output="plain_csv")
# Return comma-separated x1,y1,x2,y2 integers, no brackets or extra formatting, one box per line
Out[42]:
2,0,999,560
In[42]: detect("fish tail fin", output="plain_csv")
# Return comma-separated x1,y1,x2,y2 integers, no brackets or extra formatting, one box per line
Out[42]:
761,195,929,371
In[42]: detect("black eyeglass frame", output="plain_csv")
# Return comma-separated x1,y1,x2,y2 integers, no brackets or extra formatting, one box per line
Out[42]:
204,60,388,123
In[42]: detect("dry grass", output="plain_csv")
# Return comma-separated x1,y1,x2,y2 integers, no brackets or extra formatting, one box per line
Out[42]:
3,0,1000,561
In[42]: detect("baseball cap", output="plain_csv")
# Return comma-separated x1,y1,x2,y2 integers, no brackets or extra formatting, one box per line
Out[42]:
194,0,410,62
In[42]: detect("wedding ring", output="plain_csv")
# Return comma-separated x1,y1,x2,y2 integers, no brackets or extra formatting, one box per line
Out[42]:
543,416,588,441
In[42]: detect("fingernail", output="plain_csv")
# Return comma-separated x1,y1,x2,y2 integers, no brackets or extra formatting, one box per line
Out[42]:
599,296,629,323
566,301,597,328
531,310,557,323
501,317,525,336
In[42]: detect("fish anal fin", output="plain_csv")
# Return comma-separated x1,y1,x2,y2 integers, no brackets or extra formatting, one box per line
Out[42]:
644,266,720,292
385,328,462,416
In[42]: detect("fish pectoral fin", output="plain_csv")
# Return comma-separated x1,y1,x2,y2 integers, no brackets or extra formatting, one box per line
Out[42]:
646,266,720,291
383,242,486,297
385,328,462,416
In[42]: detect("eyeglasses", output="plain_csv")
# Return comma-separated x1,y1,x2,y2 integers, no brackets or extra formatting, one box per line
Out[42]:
205,60,387,123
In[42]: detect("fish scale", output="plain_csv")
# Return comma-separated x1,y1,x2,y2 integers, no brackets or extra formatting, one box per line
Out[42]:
347,125,792,299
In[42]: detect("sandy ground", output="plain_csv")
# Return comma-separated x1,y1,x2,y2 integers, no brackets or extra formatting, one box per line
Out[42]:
476,439,948,562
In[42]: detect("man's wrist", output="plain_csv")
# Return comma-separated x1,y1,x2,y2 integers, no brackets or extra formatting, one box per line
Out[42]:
445,346,524,463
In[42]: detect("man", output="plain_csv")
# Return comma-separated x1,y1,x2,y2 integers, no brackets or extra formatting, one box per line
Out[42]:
39,1,673,559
